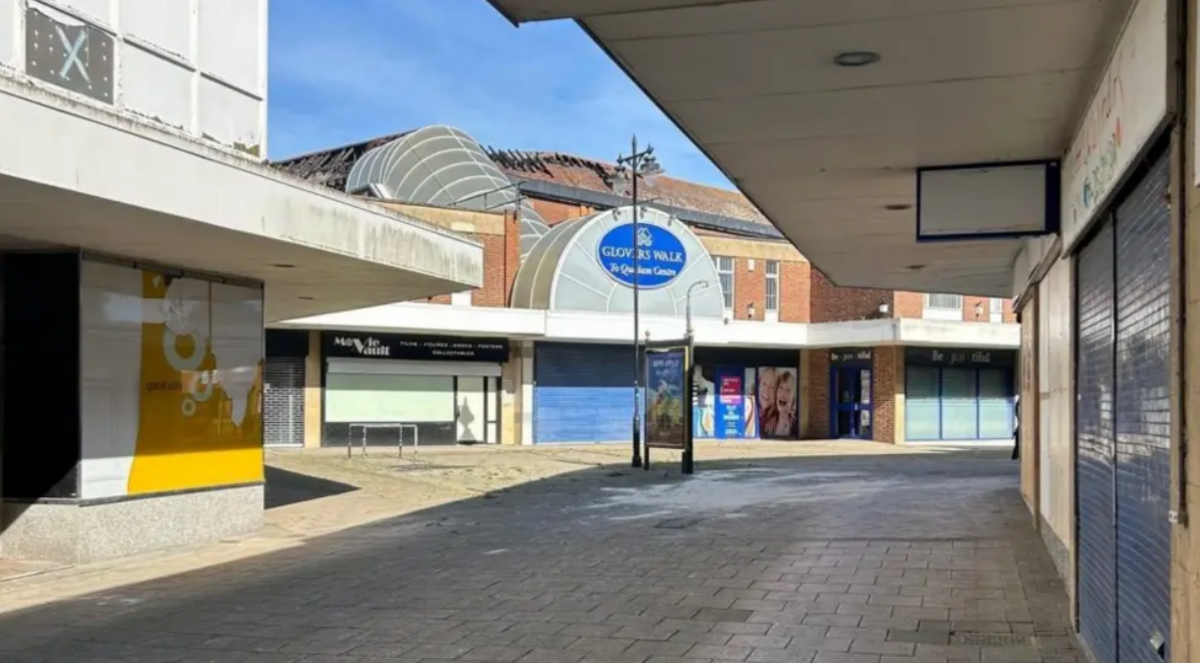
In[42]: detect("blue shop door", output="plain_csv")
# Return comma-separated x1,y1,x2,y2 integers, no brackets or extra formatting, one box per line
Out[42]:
831,366,872,439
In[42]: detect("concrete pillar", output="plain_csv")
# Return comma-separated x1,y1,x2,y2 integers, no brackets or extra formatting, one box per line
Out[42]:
520,341,534,445
303,330,323,448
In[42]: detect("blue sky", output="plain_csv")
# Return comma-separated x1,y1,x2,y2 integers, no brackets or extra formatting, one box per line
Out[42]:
267,0,729,186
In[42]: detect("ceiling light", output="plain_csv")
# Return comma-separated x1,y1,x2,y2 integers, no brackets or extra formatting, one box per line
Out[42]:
904,264,926,272
271,263,296,269
834,51,880,67
298,295,314,300
884,203,912,211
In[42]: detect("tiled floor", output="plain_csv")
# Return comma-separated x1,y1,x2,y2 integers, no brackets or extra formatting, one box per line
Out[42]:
0,450,1081,662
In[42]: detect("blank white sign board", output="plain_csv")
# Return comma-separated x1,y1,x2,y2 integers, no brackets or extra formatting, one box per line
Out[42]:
917,162,1057,241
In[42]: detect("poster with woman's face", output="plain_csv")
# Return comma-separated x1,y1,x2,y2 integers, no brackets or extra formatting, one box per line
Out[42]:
758,366,799,439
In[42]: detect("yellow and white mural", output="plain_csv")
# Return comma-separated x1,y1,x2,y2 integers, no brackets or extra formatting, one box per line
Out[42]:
80,260,264,499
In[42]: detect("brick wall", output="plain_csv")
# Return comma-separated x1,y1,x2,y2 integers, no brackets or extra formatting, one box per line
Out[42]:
893,292,924,319
528,198,594,225
733,257,765,320
872,347,897,444
780,261,811,323
809,269,892,323
808,350,831,438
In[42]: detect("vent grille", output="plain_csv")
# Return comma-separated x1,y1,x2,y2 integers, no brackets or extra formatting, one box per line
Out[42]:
951,633,1036,647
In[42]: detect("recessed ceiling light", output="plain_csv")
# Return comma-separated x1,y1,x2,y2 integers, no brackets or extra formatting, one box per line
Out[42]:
904,264,927,272
271,263,296,269
298,295,314,300
884,203,912,211
834,51,881,67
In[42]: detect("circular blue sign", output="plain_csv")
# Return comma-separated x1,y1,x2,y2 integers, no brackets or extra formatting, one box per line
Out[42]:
596,223,688,289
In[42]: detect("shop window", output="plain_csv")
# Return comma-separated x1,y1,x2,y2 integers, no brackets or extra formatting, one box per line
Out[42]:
714,255,734,314
923,293,963,321
765,260,779,322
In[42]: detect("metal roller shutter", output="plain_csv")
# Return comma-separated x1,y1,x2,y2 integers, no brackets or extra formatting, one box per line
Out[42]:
977,369,1013,440
1074,147,1172,663
1076,219,1117,663
1113,151,1172,663
939,368,977,440
905,366,940,441
264,357,305,447
534,343,641,444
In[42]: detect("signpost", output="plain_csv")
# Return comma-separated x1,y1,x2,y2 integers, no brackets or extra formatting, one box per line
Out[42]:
643,337,695,474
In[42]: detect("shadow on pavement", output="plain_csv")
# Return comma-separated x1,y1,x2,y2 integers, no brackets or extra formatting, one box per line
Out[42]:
263,465,360,510
0,448,1053,663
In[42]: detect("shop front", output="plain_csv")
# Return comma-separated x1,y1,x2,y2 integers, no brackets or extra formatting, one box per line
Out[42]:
321,331,510,447
692,347,802,440
904,347,1015,442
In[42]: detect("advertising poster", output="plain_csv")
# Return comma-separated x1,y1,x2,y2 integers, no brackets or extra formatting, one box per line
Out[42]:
645,348,687,449
743,367,758,438
758,366,799,439
692,364,716,438
127,271,264,494
714,367,745,439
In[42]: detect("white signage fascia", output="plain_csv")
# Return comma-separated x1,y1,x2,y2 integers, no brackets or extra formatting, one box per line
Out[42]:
1061,0,1170,252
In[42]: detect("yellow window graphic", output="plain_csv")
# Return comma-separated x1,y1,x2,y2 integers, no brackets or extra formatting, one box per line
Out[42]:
127,271,263,495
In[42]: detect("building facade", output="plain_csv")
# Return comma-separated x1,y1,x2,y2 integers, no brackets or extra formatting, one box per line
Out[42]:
0,1,482,565
272,126,1020,449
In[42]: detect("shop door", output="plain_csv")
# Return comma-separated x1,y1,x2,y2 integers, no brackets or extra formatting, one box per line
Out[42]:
831,366,871,439
1074,148,1172,663
455,376,487,443
263,357,305,447
1075,219,1116,663
534,343,638,444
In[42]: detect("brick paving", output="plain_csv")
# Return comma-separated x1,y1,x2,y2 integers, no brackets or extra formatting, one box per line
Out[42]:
0,450,1080,663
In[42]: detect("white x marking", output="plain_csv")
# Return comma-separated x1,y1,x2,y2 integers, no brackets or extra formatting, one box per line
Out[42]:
55,25,90,83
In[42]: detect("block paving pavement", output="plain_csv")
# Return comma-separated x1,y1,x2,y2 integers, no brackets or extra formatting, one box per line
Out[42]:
0,449,1081,663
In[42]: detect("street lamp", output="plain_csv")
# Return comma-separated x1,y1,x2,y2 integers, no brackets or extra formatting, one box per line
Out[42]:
612,136,665,469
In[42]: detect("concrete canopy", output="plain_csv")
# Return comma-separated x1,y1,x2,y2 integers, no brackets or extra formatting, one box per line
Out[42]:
0,80,483,322
486,0,1134,296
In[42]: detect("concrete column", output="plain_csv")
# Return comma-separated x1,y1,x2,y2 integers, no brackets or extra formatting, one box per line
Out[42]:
520,341,534,446
500,351,519,445
303,330,323,448
891,348,906,444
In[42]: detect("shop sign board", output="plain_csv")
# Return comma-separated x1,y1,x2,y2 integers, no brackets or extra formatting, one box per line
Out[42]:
830,348,873,364
322,331,510,362
905,347,1017,369
596,223,688,289
1062,0,1169,252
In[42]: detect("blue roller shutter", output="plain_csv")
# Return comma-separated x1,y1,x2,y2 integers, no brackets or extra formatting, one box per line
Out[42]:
534,343,640,444
977,369,1013,440
1076,216,1117,663
905,366,940,441
939,368,977,440
1112,151,1171,663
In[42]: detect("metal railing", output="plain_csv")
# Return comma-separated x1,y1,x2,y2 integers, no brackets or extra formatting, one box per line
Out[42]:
347,423,419,459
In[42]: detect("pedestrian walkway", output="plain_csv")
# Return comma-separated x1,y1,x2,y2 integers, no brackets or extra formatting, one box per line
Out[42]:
0,449,1079,662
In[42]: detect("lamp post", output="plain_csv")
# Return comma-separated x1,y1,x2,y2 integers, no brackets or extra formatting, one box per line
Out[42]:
612,136,664,469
